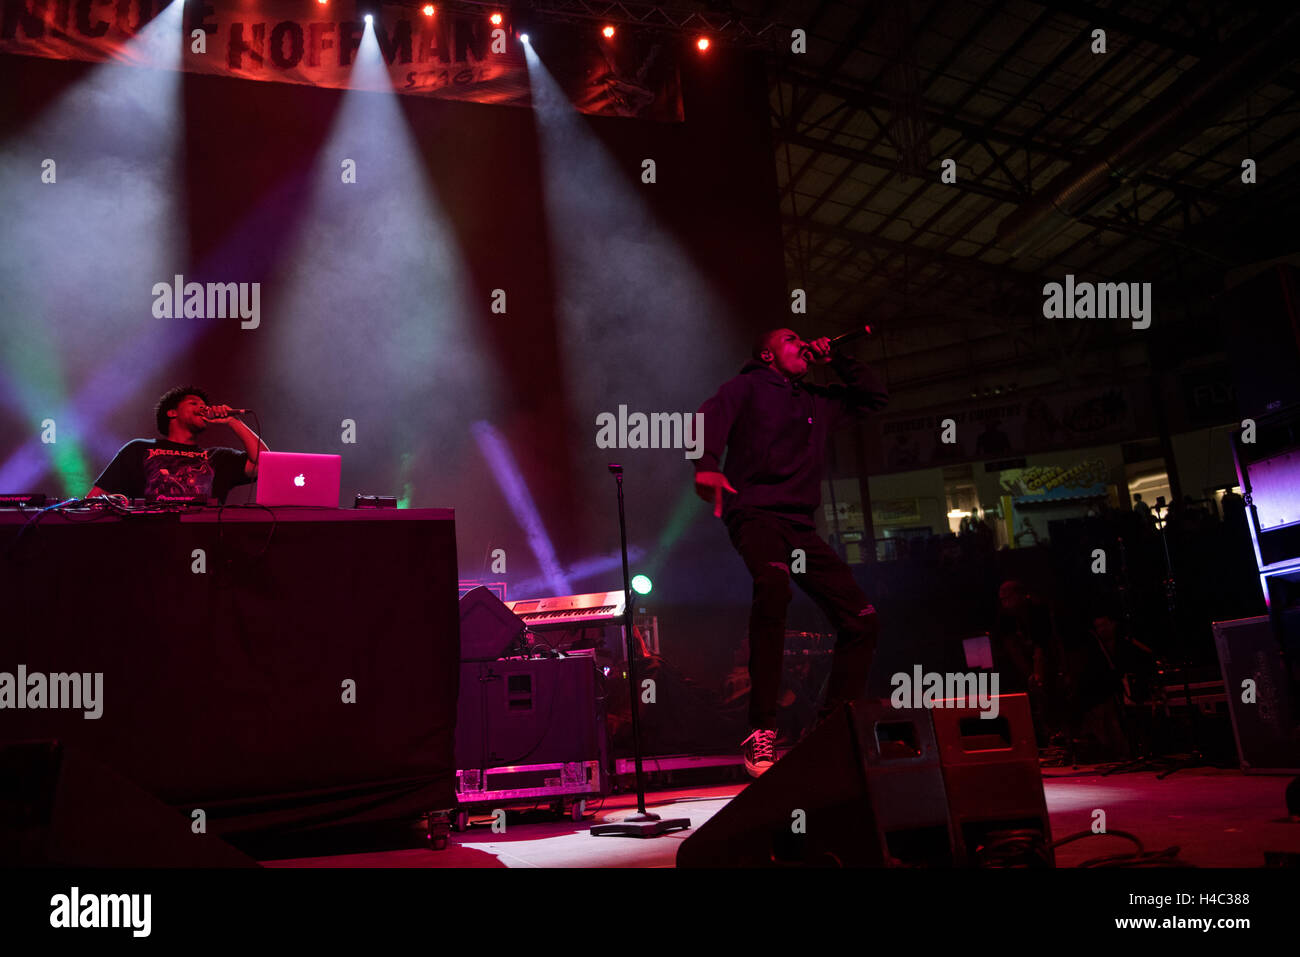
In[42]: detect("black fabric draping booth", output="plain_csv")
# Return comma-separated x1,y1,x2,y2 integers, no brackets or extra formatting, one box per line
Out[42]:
1,507,459,847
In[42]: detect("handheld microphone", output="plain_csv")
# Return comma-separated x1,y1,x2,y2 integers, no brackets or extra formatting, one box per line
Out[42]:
801,324,874,360
827,324,874,349
200,405,252,416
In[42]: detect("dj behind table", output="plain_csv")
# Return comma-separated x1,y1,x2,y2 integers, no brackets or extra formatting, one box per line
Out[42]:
1,499,460,859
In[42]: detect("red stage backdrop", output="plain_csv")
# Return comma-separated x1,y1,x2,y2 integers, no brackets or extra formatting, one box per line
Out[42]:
0,0,684,119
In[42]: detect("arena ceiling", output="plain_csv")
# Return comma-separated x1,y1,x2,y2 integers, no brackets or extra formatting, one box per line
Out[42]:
761,0,1300,397
497,1,1299,398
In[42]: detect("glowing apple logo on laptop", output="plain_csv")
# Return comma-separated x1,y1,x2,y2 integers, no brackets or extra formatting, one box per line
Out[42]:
294,474,306,487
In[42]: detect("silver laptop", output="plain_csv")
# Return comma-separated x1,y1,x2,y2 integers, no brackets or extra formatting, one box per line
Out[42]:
254,452,342,507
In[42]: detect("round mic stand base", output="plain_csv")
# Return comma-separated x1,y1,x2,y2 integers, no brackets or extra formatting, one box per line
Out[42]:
589,464,691,840
591,815,691,838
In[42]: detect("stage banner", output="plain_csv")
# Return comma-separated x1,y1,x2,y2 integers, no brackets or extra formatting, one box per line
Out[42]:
0,0,684,120
874,384,1140,473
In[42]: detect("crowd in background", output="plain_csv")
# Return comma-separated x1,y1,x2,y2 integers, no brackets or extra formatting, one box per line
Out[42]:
860,486,1263,762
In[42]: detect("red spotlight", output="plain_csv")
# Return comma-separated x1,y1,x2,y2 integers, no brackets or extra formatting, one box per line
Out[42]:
422,3,434,15
316,0,327,5
489,12,503,25
696,36,710,52
602,25,615,39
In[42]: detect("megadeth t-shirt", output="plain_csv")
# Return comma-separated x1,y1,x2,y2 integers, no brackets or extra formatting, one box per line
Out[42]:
94,439,251,503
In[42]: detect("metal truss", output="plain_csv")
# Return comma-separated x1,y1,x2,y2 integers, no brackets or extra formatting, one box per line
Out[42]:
407,0,790,48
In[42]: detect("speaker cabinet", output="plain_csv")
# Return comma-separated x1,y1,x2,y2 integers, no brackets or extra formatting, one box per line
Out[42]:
861,703,955,866
677,700,955,868
676,702,888,867
459,586,526,661
677,694,1053,868
455,657,607,771
930,693,1054,866
1213,616,1300,773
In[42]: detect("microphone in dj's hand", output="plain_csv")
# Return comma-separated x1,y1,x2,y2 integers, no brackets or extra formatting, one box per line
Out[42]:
200,405,252,418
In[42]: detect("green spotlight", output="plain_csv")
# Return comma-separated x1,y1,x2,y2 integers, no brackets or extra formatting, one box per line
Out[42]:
631,574,652,595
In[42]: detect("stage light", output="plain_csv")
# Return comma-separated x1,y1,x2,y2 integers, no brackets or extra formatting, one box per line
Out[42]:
514,8,537,45
696,37,710,51
0,0,188,495
631,575,652,596
490,12,502,25
524,46,744,584
364,13,372,24
317,0,327,4
602,25,615,39
422,3,434,14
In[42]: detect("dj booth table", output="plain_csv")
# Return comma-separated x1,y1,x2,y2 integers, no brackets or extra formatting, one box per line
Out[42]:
1,506,460,846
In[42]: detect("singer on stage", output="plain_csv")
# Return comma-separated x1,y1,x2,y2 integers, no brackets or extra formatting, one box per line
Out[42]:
693,328,889,777
87,386,267,503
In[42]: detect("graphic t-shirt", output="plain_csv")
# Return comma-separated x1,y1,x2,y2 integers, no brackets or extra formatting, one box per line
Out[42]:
94,439,251,503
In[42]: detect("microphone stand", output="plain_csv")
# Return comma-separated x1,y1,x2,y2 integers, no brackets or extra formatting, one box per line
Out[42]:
591,464,690,839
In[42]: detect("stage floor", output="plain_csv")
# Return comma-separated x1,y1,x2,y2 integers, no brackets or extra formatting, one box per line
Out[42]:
262,764,1299,868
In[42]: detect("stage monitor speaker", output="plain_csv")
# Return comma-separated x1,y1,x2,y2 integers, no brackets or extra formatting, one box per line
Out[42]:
459,585,526,661
0,740,258,867
854,702,955,867
676,700,953,868
1230,403,1300,570
929,693,1054,867
1212,616,1300,773
455,657,607,771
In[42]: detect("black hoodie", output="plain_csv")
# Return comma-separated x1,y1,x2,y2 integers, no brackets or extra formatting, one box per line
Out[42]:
693,353,889,525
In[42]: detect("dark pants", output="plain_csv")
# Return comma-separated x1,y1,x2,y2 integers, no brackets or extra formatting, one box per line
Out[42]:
726,509,879,729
